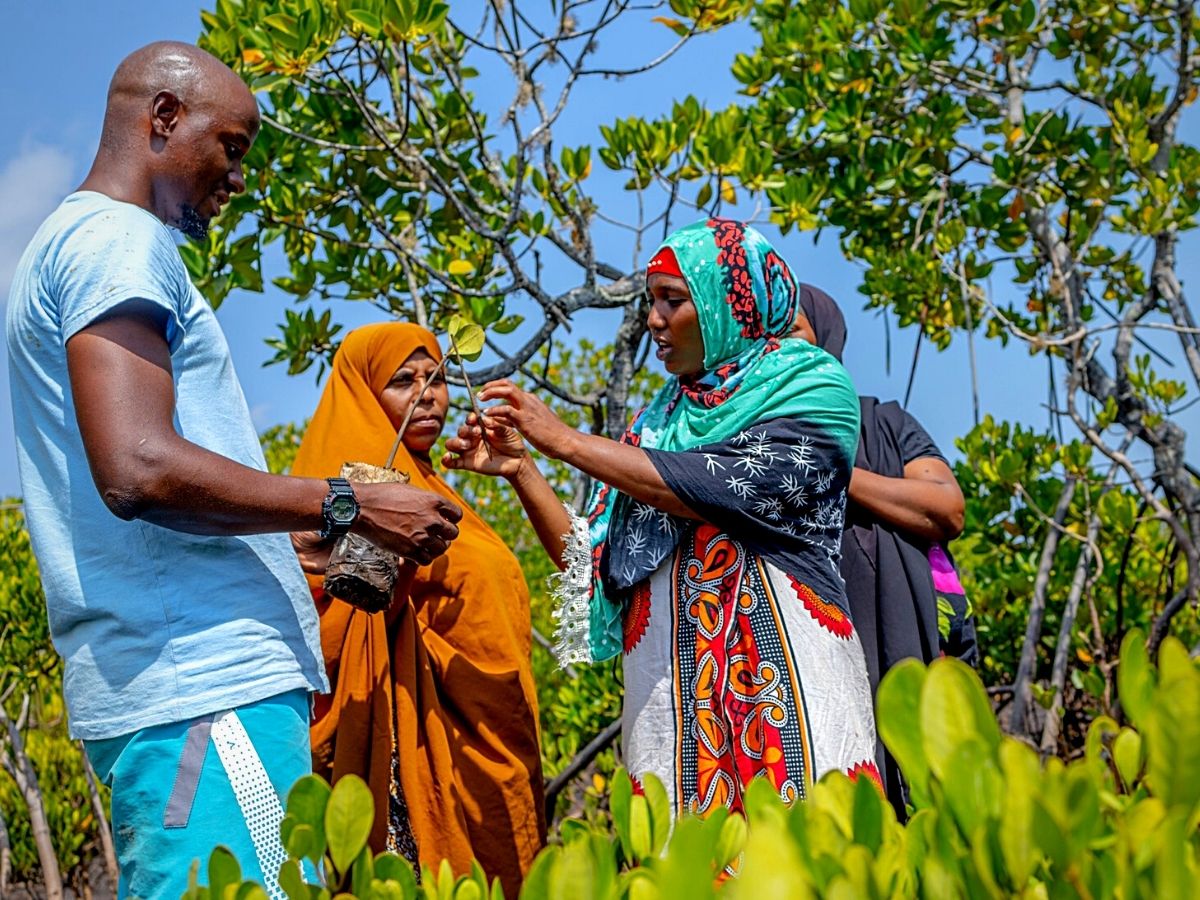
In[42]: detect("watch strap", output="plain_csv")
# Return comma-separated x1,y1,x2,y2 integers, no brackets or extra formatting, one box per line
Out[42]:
320,477,358,539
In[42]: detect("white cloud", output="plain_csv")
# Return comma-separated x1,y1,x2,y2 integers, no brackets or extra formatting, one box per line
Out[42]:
0,145,76,300
250,402,272,429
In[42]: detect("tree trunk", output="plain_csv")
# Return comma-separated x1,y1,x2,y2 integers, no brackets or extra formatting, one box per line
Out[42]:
79,743,119,892
1008,478,1076,736
0,694,63,900
1040,514,1102,755
606,292,648,440
0,803,12,898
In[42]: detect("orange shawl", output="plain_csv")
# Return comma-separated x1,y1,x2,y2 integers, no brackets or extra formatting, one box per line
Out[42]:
290,323,545,894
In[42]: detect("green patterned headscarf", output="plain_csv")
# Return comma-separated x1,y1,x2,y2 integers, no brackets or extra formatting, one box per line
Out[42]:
553,218,860,666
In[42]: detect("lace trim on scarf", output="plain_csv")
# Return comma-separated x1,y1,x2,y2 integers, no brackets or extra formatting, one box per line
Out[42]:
550,502,594,667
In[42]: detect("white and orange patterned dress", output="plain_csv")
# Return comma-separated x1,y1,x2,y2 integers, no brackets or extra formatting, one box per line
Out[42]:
569,417,878,815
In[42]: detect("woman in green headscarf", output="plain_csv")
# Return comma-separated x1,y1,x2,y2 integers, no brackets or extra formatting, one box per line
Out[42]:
446,219,877,815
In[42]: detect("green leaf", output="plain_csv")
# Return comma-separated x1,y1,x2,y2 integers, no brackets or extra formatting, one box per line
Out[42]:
642,771,672,855
325,774,374,875
346,9,383,34
435,858,455,900
208,846,243,898
492,314,523,334
282,822,317,863
714,810,748,870
519,844,559,900
651,15,689,37
351,845,375,897
850,774,883,854
610,768,634,861
877,659,930,806
628,794,652,860
374,852,418,894
941,738,1001,836
1143,653,1200,811
276,859,309,900
557,818,592,845
263,13,299,38
284,775,331,864
447,319,486,361
1118,629,1154,727
1113,727,1143,791
183,859,206,900
998,740,1040,889
920,659,1001,783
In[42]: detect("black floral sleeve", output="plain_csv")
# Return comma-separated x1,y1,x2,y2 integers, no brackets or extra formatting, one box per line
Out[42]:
606,417,855,612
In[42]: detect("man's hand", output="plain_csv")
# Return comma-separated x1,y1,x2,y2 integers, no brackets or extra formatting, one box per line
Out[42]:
351,482,463,565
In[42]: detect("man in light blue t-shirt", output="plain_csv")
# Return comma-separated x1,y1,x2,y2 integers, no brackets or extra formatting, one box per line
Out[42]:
6,42,463,899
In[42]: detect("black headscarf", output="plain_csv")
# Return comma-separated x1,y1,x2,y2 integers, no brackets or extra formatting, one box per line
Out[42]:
798,284,848,362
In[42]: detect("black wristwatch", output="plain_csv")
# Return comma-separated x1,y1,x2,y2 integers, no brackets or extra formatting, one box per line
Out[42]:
320,477,359,539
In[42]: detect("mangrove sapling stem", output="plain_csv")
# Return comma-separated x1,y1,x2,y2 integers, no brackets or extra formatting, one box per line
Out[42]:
448,331,494,459
384,354,452,468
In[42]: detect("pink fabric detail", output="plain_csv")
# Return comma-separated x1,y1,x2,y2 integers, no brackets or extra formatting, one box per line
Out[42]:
928,543,964,594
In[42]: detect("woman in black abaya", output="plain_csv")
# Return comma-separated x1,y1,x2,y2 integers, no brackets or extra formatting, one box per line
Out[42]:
793,286,973,819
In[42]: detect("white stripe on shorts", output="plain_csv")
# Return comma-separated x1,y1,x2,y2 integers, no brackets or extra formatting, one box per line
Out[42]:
210,710,288,900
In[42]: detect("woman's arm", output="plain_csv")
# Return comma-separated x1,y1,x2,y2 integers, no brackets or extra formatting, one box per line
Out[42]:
475,381,702,520
848,457,965,543
442,413,574,568
506,456,572,568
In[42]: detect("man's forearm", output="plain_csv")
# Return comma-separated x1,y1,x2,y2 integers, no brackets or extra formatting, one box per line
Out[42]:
66,296,462,564
102,429,329,534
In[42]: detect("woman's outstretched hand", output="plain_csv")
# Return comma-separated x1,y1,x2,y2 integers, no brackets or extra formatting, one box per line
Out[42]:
473,380,579,460
442,411,529,479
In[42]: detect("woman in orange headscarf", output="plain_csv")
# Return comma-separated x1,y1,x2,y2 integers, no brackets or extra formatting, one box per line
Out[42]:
289,323,545,894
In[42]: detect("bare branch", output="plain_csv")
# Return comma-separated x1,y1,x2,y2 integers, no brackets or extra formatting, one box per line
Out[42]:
1008,477,1077,738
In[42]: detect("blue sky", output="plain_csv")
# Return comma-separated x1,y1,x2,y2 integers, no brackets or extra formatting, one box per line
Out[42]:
2,1,1198,499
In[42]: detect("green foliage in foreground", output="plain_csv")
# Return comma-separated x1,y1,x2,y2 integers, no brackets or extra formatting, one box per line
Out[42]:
186,628,1200,899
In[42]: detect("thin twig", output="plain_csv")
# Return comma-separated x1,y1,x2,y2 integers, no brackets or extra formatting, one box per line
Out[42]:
543,716,623,822
79,745,118,890
1009,477,1077,737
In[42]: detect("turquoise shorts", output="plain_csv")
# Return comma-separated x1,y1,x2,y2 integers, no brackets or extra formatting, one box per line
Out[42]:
85,690,313,899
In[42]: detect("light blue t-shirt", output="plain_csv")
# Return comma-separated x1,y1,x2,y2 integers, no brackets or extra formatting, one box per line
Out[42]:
6,192,329,740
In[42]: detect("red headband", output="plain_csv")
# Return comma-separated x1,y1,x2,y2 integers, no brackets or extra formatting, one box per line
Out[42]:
646,247,683,279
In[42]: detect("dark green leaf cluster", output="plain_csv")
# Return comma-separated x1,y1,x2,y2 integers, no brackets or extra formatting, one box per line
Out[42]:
954,416,1195,730
0,502,57,695
600,0,1200,353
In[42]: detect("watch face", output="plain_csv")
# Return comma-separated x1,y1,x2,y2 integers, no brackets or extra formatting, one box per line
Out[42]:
329,495,357,522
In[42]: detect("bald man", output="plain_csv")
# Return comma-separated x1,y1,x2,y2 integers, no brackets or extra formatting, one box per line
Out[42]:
6,42,462,897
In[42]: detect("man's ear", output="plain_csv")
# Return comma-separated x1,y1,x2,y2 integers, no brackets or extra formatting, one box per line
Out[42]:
150,90,182,139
